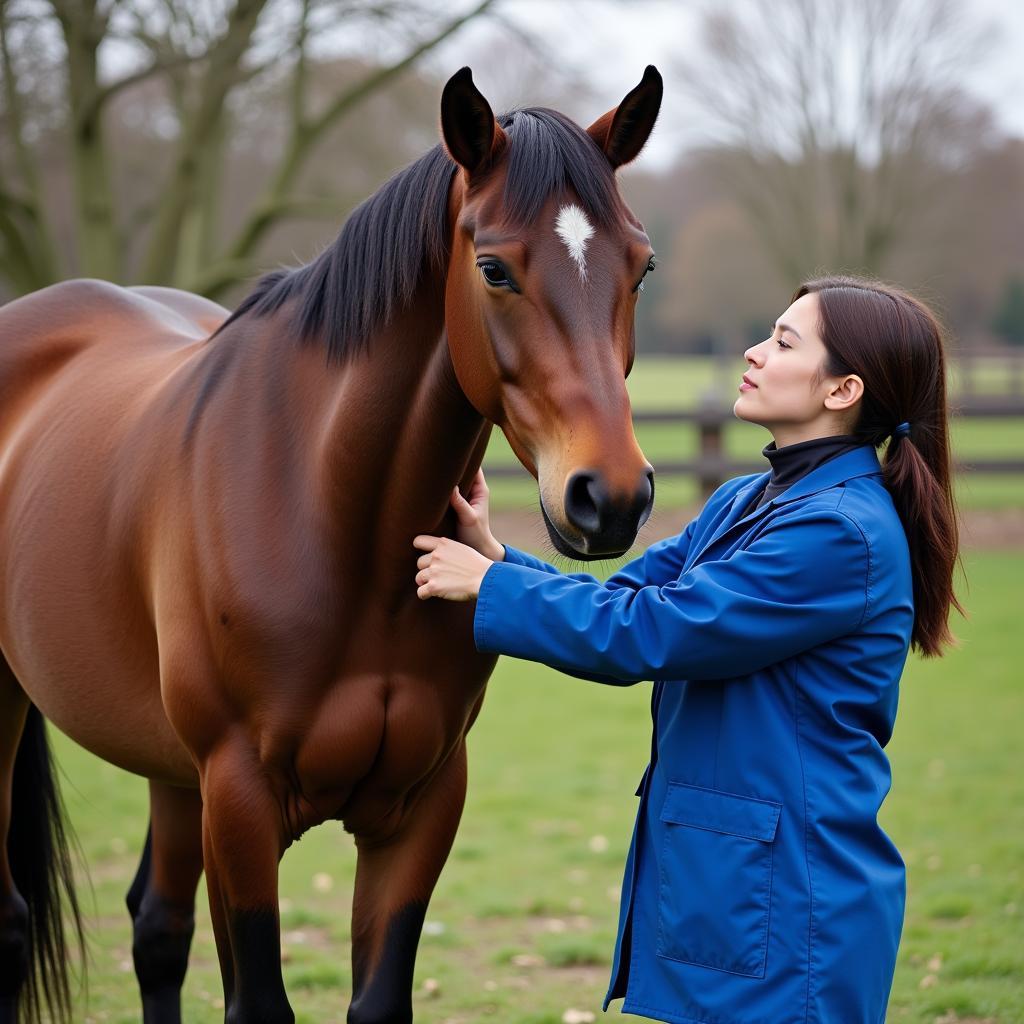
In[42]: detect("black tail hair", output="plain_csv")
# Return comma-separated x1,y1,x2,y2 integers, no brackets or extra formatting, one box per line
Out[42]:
7,705,85,1022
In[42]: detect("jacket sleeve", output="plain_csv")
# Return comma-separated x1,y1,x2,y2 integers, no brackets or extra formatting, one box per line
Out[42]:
474,509,870,683
490,524,697,687
500,518,697,591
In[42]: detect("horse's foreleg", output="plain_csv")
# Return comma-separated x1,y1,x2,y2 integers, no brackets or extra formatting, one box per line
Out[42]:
126,781,204,1024
348,741,468,1024
202,835,235,1014
200,738,293,1024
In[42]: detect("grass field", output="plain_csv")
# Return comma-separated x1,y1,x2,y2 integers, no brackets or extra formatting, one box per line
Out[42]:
483,358,1024,512
51,548,1022,1024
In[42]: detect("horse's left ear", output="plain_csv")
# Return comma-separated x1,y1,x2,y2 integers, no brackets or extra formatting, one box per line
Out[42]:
441,67,506,177
587,66,663,170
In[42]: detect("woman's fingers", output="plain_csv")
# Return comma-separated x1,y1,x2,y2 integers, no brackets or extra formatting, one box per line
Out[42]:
417,553,432,570
450,486,479,527
413,534,442,551
467,468,488,503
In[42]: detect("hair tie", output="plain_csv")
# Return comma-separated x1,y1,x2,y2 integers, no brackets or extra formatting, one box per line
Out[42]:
892,421,911,439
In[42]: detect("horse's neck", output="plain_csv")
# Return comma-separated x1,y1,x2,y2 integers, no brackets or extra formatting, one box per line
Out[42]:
314,294,489,574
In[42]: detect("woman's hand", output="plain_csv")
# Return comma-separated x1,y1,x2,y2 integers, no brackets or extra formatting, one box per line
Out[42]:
413,535,493,602
450,468,504,562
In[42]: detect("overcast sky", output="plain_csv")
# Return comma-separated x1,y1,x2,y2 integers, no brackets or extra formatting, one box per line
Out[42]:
422,0,1024,170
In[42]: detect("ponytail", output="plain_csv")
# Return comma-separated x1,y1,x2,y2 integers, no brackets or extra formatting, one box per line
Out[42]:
795,277,964,657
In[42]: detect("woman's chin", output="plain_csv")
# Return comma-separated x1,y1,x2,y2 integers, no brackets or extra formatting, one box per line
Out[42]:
733,396,760,424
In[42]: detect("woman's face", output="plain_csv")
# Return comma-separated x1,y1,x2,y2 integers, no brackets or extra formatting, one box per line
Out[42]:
734,292,858,446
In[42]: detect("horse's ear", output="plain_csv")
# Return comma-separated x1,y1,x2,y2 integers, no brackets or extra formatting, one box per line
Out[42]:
441,67,504,176
587,66,663,170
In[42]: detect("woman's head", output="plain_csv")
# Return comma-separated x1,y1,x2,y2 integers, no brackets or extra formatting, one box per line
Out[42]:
742,274,963,657
734,290,864,445
794,276,949,449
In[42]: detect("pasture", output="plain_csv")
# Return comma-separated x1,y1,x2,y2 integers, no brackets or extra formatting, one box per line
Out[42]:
54,548,1022,1023
45,355,1023,1022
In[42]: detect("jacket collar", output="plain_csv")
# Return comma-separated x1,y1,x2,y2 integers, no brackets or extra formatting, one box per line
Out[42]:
691,445,882,566
768,443,881,506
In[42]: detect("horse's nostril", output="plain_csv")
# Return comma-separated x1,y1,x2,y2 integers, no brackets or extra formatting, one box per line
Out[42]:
565,471,603,534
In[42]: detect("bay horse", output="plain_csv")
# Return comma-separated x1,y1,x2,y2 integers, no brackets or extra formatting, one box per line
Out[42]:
0,65,662,1023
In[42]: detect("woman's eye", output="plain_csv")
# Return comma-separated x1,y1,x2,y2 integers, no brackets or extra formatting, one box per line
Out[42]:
776,338,791,349
479,261,511,288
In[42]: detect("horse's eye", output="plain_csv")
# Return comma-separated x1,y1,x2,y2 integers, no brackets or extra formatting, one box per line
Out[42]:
634,254,657,294
479,261,511,288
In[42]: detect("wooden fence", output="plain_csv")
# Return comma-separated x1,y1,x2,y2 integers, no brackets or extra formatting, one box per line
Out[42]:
485,395,1024,499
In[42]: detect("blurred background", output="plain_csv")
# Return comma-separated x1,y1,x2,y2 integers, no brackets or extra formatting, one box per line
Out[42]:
2,2,1022,1022
2,0,1023,518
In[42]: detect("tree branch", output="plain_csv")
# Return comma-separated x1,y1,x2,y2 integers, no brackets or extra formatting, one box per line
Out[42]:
81,49,206,124
221,0,497,266
140,0,271,284
0,0,58,282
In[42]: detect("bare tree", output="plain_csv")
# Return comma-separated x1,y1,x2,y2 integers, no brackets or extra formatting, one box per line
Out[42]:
680,0,996,282
0,0,497,298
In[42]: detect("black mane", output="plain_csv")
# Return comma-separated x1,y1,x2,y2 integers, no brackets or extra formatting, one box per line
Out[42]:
220,107,622,364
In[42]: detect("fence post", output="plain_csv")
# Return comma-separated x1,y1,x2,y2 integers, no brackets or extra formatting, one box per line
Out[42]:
697,396,725,500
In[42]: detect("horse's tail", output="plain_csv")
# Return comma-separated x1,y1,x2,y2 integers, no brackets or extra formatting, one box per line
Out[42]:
7,705,85,1023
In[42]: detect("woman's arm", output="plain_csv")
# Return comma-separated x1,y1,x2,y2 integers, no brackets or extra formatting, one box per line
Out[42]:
502,521,697,592
473,509,872,683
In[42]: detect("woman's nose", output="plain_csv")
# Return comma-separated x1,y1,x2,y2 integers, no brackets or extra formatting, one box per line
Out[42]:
744,342,764,366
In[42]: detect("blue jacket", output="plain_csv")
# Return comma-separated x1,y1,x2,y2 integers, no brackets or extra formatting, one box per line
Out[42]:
474,446,913,1024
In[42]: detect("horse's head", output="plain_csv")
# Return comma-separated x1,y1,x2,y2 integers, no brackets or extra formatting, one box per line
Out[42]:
440,67,662,561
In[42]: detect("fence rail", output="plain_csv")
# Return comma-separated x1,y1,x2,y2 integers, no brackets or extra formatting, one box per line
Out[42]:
485,395,1024,498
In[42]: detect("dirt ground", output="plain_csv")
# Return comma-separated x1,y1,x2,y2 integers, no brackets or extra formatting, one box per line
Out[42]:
489,506,1024,556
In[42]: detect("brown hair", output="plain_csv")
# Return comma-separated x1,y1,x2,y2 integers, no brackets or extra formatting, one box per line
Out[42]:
795,275,964,657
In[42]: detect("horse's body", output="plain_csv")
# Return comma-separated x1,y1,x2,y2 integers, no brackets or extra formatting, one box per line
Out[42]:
0,67,662,1023
1,278,490,796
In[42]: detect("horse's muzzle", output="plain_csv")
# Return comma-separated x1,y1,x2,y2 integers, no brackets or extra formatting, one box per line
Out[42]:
543,467,654,560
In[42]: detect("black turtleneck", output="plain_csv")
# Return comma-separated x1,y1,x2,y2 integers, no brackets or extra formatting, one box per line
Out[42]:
745,434,864,514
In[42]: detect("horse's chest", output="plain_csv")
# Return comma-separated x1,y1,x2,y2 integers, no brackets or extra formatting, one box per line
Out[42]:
286,656,492,840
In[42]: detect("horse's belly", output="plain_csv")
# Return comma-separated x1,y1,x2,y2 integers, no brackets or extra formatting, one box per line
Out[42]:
3,634,197,786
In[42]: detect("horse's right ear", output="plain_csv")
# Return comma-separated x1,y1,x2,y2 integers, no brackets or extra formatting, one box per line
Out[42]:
441,67,504,177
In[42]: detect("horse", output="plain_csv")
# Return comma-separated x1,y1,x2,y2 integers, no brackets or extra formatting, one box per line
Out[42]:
0,65,662,1023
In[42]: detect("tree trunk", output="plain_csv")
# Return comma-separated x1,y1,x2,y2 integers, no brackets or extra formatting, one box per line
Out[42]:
59,0,122,281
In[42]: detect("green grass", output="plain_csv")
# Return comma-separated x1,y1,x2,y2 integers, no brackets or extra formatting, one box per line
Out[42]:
482,357,1024,512
48,550,1023,1023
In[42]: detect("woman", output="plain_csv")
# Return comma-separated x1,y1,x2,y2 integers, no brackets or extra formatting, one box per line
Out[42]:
413,276,962,1024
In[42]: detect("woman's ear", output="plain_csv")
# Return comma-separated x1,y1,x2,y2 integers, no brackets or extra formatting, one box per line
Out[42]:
824,374,865,414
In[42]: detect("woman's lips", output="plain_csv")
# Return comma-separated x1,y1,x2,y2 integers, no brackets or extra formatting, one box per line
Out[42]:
739,374,758,392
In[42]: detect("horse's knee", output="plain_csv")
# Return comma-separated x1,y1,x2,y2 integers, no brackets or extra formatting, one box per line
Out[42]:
130,896,194,994
0,892,30,998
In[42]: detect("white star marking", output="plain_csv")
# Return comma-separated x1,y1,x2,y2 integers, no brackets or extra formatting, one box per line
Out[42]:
555,204,595,280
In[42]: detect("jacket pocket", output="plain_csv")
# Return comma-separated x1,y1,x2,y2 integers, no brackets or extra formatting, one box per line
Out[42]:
656,783,781,978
